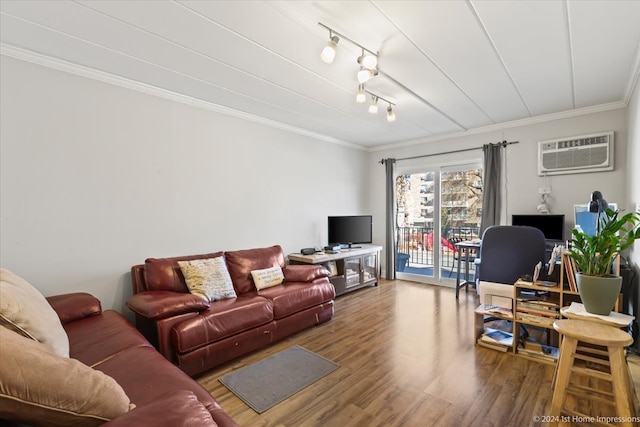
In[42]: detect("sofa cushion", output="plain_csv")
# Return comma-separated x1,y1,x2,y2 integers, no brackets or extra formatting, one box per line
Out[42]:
92,345,221,415
171,296,274,353
64,310,152,367
144,252,223,292
282,264,330,282
225,245,285,294
103,390,218,427
0,268,69,357
251,266,285,290
178,257,237,301
256,281,336,319
0,327,133,427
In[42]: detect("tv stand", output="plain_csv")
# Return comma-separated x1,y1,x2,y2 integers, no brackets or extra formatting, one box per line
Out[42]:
288,244,382,296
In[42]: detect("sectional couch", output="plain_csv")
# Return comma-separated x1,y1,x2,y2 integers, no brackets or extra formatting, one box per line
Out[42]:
0,269,237,426
127,245,336,377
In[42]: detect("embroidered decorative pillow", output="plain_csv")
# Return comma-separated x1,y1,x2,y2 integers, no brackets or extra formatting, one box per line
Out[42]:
177,258,237,302
251,266,285,290
0,268,70,357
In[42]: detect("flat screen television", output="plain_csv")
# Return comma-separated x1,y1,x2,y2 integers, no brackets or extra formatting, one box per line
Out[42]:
328,215,372,248
511,214,565,241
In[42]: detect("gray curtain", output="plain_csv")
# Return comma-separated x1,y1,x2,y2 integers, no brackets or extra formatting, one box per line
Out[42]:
384,158,396,279
480,143,503,235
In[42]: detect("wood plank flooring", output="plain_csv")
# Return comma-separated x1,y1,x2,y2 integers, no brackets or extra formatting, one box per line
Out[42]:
197,279,640,426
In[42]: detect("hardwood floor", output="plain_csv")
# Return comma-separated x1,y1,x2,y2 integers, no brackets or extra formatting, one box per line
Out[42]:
197,279,640,426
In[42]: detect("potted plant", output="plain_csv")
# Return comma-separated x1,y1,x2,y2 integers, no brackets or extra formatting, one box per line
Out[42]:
569,208,640,315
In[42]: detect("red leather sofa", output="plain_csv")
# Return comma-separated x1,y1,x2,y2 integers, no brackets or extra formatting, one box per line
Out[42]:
50,292,237,426
126,245,335,377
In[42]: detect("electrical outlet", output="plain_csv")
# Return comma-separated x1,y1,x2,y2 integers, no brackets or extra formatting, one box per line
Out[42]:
539,187,551,194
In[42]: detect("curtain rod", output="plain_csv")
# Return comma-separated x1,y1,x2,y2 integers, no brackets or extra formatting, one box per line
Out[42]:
379,140,518,164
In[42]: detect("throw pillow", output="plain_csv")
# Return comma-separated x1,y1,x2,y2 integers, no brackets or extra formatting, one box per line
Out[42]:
177,257,237,302
0,327,134,427
0,268,70,357
251,266,285,290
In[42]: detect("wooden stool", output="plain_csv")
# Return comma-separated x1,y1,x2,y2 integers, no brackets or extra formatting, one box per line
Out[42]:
551,319,636,426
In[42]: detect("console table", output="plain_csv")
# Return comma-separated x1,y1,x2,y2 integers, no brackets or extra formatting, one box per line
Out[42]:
288,244,382,296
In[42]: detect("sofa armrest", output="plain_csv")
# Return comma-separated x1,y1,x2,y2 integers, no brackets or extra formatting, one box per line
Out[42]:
103,390,219,427
46,292,102,325
126,291,210,320
283,264,329,282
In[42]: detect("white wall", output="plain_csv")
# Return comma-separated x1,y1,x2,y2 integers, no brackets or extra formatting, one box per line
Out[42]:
0,56,370,316
368,108,629,276
626,75,640,330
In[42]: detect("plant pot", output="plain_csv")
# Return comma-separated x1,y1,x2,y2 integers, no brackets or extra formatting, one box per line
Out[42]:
396,253,410,272
576,273,622,315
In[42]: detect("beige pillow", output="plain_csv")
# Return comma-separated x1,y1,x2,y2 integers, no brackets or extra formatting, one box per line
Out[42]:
0,268,69,357
0,327,134,426
177,257,237,302
251,266,285,290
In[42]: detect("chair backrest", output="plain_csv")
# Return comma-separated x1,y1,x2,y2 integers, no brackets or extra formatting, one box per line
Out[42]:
477,225,546,285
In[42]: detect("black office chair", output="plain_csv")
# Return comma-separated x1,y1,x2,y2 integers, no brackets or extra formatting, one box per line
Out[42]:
475,225,547,339
476,225,547,288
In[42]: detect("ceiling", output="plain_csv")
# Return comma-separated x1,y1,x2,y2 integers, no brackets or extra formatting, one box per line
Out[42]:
1,1,639,150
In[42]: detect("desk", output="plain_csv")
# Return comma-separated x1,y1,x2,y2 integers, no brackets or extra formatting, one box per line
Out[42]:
455,239,481,299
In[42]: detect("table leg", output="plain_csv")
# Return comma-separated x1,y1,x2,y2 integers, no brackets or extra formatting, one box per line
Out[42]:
464,248,470,293
455,246,462,299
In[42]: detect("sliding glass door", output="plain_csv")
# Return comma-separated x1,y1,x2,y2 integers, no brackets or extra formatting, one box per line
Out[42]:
395,163,483,285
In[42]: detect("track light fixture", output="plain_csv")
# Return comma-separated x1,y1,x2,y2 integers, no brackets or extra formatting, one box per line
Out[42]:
320,33,339,64
319,23,397,122
387,104,396,122
360,90,396,122
356,84,366,104
357,49,377,70
368,96,378,114
357,66,379,84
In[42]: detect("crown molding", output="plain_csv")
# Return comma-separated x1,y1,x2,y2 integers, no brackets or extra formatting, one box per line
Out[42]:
622,43,640,105
2,43,634,154
0,43,367,152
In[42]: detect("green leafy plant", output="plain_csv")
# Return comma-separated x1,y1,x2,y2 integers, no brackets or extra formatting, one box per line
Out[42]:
570,208,640,277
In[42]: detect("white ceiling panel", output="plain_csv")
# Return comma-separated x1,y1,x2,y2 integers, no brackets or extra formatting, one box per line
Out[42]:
1,0,638,148
375,1,529,125
471,0,575,116
569,0,640,107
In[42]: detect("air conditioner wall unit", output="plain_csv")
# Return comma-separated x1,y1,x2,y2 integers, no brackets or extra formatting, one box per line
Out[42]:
537,131,614,176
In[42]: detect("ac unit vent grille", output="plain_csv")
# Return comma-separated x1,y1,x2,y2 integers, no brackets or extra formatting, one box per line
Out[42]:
537,132,613,176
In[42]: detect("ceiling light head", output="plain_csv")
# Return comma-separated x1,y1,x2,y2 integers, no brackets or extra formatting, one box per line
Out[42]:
357,67,378,84
357,49,378,70
320,35,339,64
368,96,378,114
387,104,396,122
356,84,366,104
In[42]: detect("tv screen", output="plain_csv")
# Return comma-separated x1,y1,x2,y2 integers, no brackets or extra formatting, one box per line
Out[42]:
328,215,372,247
511,214,565,241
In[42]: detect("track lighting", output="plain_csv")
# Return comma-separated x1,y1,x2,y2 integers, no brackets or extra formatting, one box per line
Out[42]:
387,104,396,122
357,49,377,70
368,96,378,114
356,85,366,104
320,34,339,64
357,67,378,84
319,23,396,122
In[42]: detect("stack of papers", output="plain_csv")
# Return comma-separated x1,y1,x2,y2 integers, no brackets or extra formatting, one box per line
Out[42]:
564,302,634,327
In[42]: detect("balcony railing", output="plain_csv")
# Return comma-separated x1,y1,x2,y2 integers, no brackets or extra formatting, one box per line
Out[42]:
396,226,480,274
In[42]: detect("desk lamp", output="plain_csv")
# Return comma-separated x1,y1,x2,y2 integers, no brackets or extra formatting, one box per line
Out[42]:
588,190,608,234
